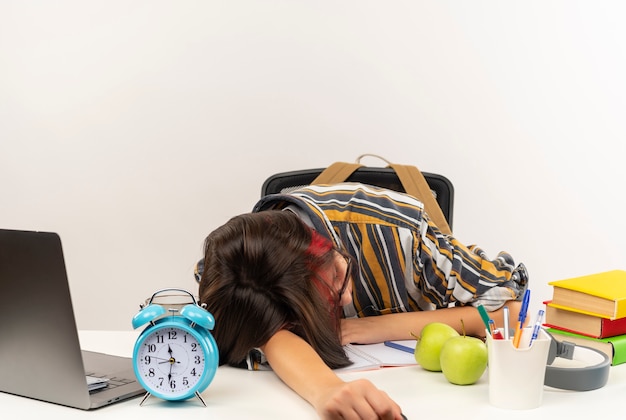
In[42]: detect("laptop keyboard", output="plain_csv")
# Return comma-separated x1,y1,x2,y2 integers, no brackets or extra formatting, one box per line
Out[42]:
86,372,137,393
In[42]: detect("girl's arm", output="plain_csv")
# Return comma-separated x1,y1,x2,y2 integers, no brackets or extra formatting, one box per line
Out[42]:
341,300,522,345
261,329,404,420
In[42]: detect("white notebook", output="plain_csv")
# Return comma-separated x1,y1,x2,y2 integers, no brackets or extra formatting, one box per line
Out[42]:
338,340,417,372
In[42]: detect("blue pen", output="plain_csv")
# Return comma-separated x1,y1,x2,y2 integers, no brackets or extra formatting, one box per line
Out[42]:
528,309,545,347
384,341,414,354
512,289,531,348
519,290,531,326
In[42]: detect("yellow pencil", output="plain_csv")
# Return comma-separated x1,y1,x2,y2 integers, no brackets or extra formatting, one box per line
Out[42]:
513,289,531,348
512,321,523,348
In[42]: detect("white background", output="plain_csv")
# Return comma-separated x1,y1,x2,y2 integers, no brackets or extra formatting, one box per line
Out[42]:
1,1,624,331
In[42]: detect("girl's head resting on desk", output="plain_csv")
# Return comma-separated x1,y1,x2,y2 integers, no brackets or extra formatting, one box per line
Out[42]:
198,210,354,369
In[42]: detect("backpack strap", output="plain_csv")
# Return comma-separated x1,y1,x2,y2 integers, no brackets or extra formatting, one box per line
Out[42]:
388,163,452,235
312,155,452,235
311,161,363,185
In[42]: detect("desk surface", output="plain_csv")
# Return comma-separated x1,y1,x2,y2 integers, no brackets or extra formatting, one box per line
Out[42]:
2,330,625,419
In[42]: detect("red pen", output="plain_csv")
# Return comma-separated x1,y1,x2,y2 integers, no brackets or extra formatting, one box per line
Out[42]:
489,319,504,340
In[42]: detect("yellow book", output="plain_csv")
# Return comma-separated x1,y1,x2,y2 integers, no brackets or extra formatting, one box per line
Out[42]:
549,270,626,320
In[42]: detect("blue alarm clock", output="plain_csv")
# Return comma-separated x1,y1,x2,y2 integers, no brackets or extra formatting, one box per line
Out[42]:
132,288,219,406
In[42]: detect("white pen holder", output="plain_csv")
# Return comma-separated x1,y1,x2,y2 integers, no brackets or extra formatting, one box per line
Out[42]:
486,327,551,410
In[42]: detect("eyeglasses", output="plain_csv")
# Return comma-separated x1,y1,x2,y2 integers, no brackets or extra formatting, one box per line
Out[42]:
336,252,353,298
311,250,353,304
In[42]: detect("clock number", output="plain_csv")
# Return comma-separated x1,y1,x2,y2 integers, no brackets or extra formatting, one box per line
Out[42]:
191,342,197,352
168,330,177,340
156,334,164,344
143,355,152,364
194,355,201,364
183,377,189,386
169,380,176,389
148,368,155,377
190,368,197,376
145,343,156,353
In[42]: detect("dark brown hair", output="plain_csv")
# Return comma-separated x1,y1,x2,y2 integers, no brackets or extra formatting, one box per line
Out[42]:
198,210,351,369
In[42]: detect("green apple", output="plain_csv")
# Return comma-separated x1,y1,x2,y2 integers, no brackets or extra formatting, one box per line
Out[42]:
413,322,459,372
440,335,488,385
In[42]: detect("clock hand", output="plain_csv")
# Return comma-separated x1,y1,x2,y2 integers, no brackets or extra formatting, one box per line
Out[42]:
168,354,174,383
166,344,175,374
150,356,173,362
156,345,180,365
167,344,176,382
158,359,182,364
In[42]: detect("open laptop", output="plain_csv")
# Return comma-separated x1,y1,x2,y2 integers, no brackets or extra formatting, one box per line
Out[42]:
0,228,145,409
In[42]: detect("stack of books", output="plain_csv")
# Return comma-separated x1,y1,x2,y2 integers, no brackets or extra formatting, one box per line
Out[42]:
544,270,626,366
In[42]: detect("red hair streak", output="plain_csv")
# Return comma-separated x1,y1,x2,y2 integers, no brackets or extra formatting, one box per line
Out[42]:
305,229,343,325
306,229,333,257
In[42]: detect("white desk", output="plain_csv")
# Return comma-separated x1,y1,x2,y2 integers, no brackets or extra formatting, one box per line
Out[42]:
2,330,624,419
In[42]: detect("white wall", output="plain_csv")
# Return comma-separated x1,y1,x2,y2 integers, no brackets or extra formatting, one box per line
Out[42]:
2,1,625,331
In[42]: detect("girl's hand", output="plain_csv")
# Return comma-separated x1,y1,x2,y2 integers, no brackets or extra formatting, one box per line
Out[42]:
263,329,405,419
314,378,403,420
341,316,396,345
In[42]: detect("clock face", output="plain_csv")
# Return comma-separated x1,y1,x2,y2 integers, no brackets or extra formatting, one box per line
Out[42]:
135,326,207,398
